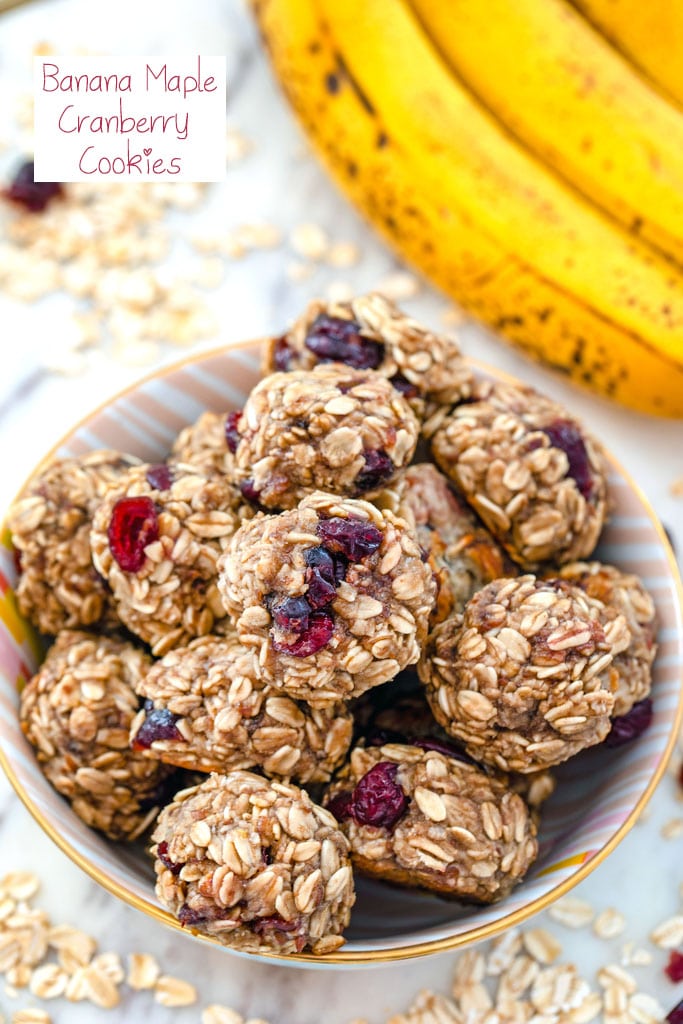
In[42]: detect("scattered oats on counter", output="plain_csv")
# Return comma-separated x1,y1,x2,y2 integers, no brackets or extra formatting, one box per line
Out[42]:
651,915,683,949
593,908,627,940
548,896,596,928
0,867,670,1024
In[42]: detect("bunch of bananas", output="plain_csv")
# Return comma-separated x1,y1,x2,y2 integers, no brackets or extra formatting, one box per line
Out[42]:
251,0,683,417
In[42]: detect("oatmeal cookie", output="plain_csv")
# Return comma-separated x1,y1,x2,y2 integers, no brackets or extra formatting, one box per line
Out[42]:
130,633,353,783
171,410,239,478
90,462,243,656
419,575,631,773
400,463,518,622
218,492,436,705
8,450,135,635
264,292,472,423
20,630,171,841
324,743,538,902
352,680,555,812
431,380,608,569
229,365,419,510
152,771,355,955
551,562,657,716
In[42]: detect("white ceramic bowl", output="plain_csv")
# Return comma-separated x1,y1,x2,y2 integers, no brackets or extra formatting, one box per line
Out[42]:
1,342,681,966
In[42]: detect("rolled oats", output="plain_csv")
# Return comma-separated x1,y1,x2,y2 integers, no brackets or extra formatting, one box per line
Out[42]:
11,1011,51,1024
400,463,518,623
650,914,683,948
523,929,563,965
130,633,352,782
8,450,135,635
324,744,537,902
230,365,419,509
202,1008,244,1024
593,908,627,940
171,411,236,479
154,974,197,1007
218,493,435,704
431,380,608,569
420,576,628,772
265,292,472,424
20,631,172,840
553,562,656,716
91,462,244,655
152,771,355,954
548,897,596,928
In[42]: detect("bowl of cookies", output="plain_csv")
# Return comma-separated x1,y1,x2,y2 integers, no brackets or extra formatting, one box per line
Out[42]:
1,294,681,964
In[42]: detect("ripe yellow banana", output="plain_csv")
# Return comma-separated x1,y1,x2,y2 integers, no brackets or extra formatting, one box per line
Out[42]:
408,0,683,269
251,0,683,416
572,0,683,109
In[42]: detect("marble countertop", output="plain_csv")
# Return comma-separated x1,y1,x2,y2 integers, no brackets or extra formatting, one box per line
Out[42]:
0,1,683,1021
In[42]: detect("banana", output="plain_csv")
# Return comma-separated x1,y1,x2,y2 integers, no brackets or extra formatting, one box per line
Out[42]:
408,0,683,269
251,0,683,416
572,0,683,109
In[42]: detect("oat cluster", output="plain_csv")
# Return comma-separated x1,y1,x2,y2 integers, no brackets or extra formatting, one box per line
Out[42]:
400,463,518,623
90,462,245,656
152,772,355,955
171,410,235,478
420,576,632,773
265,292,473,422
7,450,135,635
325,744,538,902
7,293,659,957
552,561,657,716
231,364,419,509
131,633,352,782
431,380,608,569
218,492,435,704
19,632,170,841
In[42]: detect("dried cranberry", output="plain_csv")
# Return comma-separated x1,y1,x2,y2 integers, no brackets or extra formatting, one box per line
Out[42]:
270,595,311,633
4,160,62,213
356,449,394,492
146,463,173,491
178,903,232,926
543,419,594,500
240,479,262,505
413,736,477,765
157,840,183,876
317,516,382,561
305,567,337,609
667,999,683,1024
13,548,22,576
390,373,420,399
253,914,300,935
351,762,408,829
304,547,342,608
304,313,383,370
272,609,334,657
225,411,242,454
107,496,159,572
305,545,348,585
666,952,683,983
604,698,653,748
132,707,183,750
273,335,294,371
327,790,355,821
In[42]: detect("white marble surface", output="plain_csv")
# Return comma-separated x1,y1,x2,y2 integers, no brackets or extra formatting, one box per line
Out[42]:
0,1,683,1021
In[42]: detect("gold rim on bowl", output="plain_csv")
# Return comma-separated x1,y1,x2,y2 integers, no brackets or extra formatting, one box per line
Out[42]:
1,341,681,964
